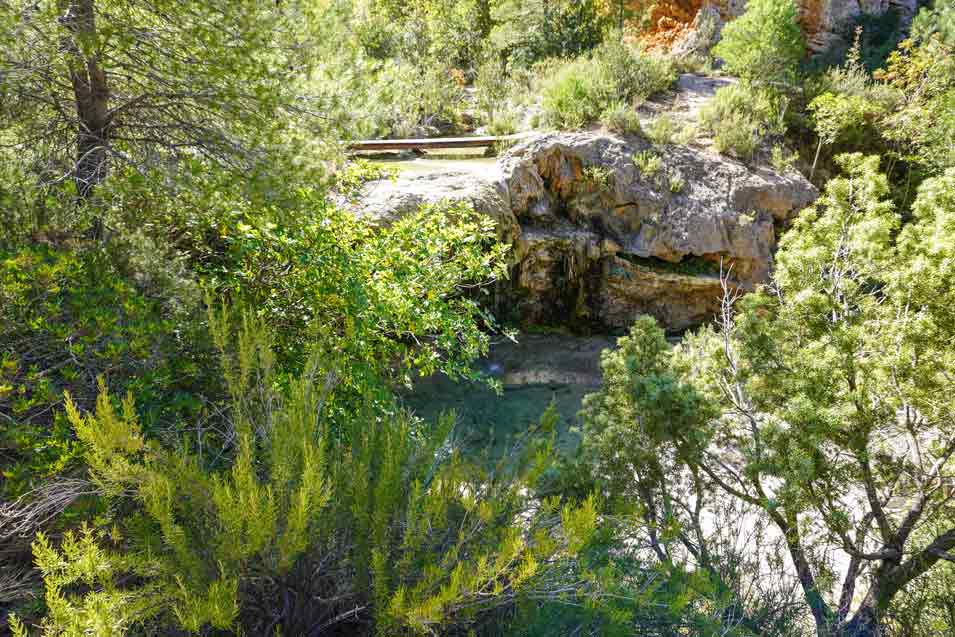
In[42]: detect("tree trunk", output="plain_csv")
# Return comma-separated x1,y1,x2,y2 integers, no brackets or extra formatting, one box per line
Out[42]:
840,604,880,637
810,137,823,183
60,0,110,198
476,0,492,38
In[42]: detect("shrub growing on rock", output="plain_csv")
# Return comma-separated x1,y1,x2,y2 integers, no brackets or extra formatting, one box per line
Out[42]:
699,83,788,161
541,40,674,129
645,114,678,145
599,101,643,135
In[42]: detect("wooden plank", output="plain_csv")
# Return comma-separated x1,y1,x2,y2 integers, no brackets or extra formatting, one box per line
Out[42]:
347,133,530,152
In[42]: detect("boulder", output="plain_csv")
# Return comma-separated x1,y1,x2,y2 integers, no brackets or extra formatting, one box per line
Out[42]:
346,132,818,331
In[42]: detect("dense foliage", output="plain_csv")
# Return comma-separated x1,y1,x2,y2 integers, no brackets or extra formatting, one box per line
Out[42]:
2,0,955,635
11,318,605,636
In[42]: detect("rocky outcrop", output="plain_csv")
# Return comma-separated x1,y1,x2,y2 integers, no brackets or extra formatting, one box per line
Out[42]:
640,0,917,54
348,132,817,331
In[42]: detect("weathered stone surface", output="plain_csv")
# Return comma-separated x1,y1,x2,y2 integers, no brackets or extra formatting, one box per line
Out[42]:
347,132,817,331
671,5,724,58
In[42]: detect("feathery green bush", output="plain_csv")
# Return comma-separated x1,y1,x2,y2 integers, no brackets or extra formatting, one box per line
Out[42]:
711,0,805,84
11,316,603,636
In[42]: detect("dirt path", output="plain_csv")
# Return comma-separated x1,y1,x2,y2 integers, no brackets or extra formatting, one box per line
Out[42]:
640,72,736,124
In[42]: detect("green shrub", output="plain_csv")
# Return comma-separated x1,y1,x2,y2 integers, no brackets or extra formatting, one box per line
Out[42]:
668,170,686,193
699,83,788,160
91,163,508,390
645,114,678,145
599,101,642,135
474,55,512,125
541,40,675,129
487,109,520,136
0,245,210,498
311,55,466,139
583,165,614,190
912,0,955,47
712,116,761,160
490,0,609,68
12,319,602,636
541,61,597,129
771,145,800,172
711,0,805,83
633,150,662,179
675,122,698,145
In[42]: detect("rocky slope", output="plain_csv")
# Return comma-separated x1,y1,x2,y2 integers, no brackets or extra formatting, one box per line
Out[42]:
350,132,817,331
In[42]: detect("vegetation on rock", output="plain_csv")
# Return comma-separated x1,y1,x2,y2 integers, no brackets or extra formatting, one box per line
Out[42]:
2,0,955,635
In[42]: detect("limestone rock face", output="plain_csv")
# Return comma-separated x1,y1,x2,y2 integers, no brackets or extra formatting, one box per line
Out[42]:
348,132,817,331
670,5,725,58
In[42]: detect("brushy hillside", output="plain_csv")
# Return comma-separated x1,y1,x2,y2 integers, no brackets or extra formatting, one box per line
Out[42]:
1,1,955,636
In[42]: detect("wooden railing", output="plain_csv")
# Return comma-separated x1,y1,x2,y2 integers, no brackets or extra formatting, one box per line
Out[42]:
347,133,531,152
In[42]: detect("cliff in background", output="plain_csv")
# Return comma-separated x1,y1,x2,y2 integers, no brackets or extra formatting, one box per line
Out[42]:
639,0,918,53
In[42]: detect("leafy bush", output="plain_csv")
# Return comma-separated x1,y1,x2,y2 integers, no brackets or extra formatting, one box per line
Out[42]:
645,114,678,145
599,102,643,135
877,35,955,177
912,0,955,47
541,40,674,129
808,91,880,176
11,319,602,636
698,83,788,160
474,55,513,125
711,0,805,83
487,109,521,136
86,163,508,391
771,145,799,172
490,0,609,68
674,122,698,145
712,119,761,160
311,52,466,139
582,165,614,190
0,245,210,498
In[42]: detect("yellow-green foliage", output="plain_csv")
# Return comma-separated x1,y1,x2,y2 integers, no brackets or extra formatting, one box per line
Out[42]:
23,525,175,637
599,101,643,136
17,317,600,636
645,114,678,146
633,150,662,179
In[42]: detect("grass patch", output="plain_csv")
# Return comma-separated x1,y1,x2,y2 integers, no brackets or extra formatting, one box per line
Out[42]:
600,101,643,136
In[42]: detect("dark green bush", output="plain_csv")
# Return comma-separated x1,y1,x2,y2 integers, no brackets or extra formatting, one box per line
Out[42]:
711,0,805,83
490,0,609,68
